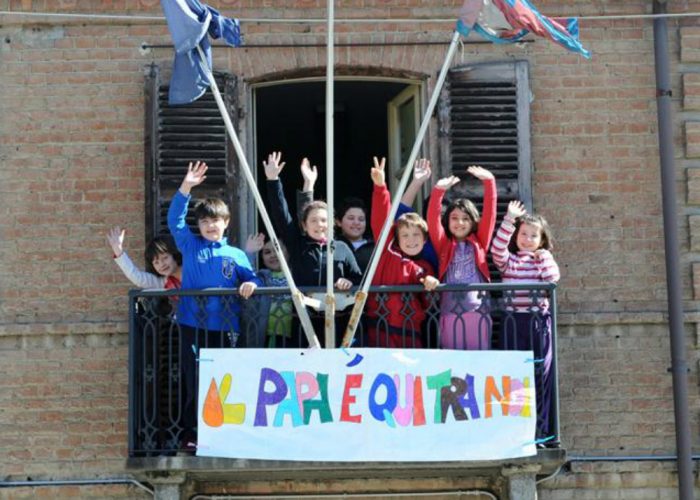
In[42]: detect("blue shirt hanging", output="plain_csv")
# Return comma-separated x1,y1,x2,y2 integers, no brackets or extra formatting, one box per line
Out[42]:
160,0,242,105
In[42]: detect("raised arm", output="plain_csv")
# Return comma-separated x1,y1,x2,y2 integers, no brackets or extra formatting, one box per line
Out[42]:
491,200,524,272
370,156,391,240
401,158,432,206
301,157,318,193
264,152,296,243
168,161,208,251
114,251,166,289
468,166,497,251
244,232,265,268
107,226,166,288
428,175,460,252
295,157,318,221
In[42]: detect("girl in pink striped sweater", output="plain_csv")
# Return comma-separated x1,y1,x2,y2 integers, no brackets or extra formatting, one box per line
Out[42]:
491,200,560,438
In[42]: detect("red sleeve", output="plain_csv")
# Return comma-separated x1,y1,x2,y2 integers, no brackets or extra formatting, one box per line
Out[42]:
476,178,497,251
428,186,449,253
371,184,391,241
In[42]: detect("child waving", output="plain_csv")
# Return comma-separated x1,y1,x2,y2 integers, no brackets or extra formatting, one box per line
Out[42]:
366,156,439,348
427,166,497,350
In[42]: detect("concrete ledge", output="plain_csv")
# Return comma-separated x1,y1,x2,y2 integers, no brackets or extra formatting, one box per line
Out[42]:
126,448,566,482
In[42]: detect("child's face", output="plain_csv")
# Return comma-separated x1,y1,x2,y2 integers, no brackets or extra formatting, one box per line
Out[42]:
152,252,178,277
198,216,229,242
302,208,328,242
261,241,286,271
516,222,543,252
397,225,425,257
448,208,473,241
337,208,366,242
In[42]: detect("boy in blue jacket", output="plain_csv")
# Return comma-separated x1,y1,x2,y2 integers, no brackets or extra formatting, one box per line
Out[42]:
167,160,261,452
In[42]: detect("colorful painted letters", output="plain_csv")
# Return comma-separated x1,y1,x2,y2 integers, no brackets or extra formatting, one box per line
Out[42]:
203,368,531,428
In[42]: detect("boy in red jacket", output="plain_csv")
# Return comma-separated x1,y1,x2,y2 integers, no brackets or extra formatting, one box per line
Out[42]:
366,157,439,348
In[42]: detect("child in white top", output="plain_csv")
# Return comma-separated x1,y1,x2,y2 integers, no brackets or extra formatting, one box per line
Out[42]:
107,226,182,290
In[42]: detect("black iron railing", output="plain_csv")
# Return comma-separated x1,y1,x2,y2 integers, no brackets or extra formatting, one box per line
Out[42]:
128,283,558,456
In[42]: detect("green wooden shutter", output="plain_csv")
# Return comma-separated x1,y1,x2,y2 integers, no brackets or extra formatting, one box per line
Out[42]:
144,63,238,242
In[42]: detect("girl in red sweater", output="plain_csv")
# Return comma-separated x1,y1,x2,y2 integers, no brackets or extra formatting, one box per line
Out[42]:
427,166,497,350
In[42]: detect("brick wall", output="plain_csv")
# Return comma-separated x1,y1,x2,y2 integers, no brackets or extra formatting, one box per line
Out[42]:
1,0,699,497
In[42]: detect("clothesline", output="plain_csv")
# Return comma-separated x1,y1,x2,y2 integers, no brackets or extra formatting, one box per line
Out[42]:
1,10,700,23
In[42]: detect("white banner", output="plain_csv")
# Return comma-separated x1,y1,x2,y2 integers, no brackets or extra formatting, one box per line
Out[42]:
197,348,536,461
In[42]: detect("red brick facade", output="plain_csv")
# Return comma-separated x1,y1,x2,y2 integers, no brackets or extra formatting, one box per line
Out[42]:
1,1,699,498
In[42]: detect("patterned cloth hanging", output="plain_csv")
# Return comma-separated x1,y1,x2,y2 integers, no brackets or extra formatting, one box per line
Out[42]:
457,0,591,58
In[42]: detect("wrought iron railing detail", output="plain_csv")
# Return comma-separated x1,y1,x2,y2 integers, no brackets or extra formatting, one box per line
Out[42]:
127,283,558,456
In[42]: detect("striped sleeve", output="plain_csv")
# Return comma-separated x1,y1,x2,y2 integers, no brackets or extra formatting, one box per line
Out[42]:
537,249,560,283
491,215,516,272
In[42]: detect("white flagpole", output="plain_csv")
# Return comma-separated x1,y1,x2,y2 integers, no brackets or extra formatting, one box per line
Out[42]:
324,0,336,348
195,45,322,349
341,30,462,348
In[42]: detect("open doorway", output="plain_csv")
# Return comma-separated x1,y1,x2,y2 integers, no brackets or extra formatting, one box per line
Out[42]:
254,79,420,219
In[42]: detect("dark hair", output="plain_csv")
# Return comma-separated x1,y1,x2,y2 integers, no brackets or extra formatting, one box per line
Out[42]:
301,200,329,225
336,197,367,220
145,236,182,275
193,197,230,222
260,237,289,268
508,214,554,253
394,213,428,239
442,198,480,239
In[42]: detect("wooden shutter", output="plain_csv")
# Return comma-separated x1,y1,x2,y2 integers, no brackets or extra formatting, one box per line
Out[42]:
438,60,531,212
144,63,238,242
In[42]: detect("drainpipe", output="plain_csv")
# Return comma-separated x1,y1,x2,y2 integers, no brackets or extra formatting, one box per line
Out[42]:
0,479,153,496
652,1,695,499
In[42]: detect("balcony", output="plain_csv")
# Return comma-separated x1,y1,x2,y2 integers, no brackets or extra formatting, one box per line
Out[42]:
126,283,565,498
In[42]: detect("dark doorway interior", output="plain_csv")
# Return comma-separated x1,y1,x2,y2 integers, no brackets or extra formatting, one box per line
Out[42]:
255,80,409,222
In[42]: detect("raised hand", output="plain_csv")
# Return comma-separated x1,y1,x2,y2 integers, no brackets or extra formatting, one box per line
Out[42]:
467,165,494,181
263,151,286,180
300,158,318,191
434,175,460,191
244,233,266,254
106,226,126,257
507,200,526,219
370,156,386,186
413,158,432,184
180,161,208,194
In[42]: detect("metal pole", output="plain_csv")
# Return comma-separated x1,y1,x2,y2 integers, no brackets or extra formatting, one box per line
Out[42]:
325,0,336,348
549,286,561,445
195,45,321,349
341,30,462,347
652,2,695,498
127,291,137,455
